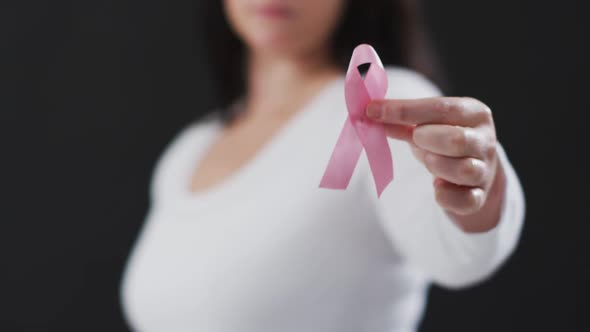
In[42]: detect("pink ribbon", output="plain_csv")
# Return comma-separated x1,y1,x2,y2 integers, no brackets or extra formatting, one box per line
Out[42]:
319,44,393,197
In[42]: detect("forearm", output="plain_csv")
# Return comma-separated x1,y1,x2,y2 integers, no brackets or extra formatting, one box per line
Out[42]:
372,143,524,289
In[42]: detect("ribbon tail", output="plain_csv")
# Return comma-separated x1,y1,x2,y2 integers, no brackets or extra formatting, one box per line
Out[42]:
319,116,363,190
356,122,393,197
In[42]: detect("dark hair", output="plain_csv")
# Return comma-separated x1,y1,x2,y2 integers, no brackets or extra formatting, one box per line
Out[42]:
196,0,439,120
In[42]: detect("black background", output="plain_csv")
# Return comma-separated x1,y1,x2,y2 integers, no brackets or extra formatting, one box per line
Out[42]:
4,0,589,331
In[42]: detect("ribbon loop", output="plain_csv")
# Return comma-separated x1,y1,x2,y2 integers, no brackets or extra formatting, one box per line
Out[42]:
320,44,393,197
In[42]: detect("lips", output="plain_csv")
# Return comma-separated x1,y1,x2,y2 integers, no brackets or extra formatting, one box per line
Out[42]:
256,3,294,19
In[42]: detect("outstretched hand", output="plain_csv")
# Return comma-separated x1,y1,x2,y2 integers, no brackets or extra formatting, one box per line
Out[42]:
366,97,507,232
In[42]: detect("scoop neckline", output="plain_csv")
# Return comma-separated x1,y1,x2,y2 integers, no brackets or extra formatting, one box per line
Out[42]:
177,75,345,205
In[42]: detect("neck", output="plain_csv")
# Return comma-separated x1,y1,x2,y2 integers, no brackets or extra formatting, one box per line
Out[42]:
244,48,342,117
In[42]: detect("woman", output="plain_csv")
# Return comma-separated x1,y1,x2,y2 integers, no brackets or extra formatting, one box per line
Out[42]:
121,0,525,331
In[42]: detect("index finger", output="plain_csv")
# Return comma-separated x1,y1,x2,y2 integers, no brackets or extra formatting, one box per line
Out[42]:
366,97,490,127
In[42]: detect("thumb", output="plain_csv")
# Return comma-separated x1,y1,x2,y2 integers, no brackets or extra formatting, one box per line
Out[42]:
383,123,428,165
383,123,415,143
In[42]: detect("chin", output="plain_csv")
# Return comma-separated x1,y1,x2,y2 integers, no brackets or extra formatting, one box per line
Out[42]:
248,33,303,56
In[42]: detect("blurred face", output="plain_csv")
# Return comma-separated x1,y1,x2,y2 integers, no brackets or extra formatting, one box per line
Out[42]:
224,0,346,57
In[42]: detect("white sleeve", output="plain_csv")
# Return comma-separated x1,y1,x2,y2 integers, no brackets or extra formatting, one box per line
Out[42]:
360,68,526,289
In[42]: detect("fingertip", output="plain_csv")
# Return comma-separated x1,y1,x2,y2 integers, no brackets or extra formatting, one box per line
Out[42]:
366,101,384,119
411,125,428,149
433,177,446,188
384,124,413,142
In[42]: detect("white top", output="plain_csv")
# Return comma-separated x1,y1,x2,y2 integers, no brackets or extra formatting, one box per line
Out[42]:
120,67,525,332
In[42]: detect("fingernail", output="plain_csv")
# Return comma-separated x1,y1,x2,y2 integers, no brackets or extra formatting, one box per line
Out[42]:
366,103,382,119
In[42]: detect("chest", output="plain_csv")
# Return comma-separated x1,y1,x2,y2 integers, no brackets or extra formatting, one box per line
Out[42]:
121,185,403,332
189,113,296,194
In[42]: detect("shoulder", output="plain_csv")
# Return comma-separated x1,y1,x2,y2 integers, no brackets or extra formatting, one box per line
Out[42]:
149,113,221,202
157,114,220,165
384,66,443,99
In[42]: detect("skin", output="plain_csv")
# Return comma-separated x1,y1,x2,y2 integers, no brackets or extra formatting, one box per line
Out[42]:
192,0,506,233
191,0,342,192
367,98,506,233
